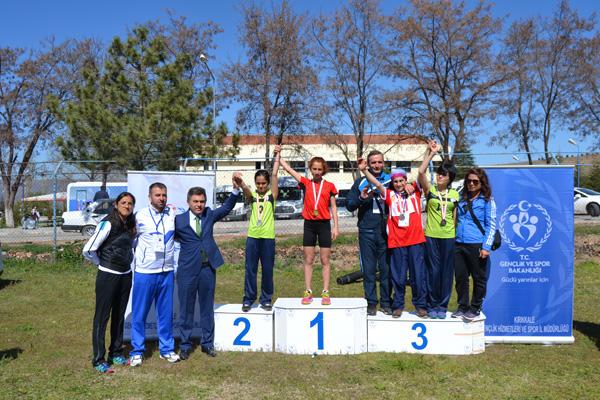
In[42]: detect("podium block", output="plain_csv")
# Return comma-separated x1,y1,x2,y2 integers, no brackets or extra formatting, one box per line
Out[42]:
367,311,485,355
214,304,273,352
274,298,367,355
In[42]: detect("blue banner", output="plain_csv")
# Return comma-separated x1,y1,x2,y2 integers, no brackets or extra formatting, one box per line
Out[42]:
484,166,574,343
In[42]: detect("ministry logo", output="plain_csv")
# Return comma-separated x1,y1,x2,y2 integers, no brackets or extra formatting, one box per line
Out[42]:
499,201,552,253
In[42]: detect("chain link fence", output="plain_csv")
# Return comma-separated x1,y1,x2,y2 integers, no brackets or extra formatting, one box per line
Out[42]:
1,152,598,249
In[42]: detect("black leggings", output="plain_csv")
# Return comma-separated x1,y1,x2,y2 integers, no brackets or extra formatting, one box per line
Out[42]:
454,243,489,312
92,270,132,366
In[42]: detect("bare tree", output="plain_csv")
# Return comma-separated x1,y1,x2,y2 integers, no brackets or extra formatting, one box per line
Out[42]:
0,40,90,227
569,32,600,149
383,0,504,161
221,0,317,168
311,0,388,178
492,19,540,165
532,0,595,163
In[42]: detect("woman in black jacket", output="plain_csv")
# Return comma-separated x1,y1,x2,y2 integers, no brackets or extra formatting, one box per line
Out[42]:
83,192,136,373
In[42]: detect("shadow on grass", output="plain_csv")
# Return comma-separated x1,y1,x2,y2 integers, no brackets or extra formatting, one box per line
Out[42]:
0,278,22,291
573,320,600,350
0,348,23,360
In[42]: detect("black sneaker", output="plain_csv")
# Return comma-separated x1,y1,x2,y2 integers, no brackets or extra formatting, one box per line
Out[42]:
451,309,465,318
242,303,251,312
367,304,377,316
381,307,393,315
260,302,272,311
462,310,480,322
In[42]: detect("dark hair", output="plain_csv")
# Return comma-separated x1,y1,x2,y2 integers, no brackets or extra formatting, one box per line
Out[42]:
108,192,136,237
437,162,457,184
367,150,384,163
461,168,492,201
309,157,329,175
148,182,167,194
187,186,207,201
255,169,271,183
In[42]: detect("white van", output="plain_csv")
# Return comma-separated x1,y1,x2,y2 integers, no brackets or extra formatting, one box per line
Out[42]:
61,198,113,236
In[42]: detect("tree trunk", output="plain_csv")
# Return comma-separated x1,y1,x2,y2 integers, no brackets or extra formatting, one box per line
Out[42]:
2,190,17,228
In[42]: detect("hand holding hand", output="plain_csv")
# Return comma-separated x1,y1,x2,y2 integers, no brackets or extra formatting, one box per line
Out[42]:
479,249,489,259
404,184,415,195
232,172,243,188
428,140,439,154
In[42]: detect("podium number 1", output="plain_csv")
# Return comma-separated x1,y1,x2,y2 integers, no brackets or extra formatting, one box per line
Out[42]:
310,312,324,350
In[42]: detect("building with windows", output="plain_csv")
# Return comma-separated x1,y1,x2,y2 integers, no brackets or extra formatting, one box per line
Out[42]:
187,134,441,186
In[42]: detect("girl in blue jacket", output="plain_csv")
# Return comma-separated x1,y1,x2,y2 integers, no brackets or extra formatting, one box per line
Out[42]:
453,168,496,322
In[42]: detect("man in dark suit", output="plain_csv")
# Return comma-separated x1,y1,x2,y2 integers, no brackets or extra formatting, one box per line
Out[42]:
174,173,244,359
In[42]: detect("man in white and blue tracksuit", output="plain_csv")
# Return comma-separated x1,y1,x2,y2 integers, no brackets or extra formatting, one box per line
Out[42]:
129,182,179,366
346,150,392,316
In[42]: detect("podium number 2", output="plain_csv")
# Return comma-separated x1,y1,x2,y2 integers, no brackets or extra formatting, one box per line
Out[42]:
310,312,324,350
411,323,428,350
233,317,251,346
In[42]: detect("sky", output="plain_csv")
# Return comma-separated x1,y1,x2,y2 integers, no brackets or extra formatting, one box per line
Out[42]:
1,0,598,165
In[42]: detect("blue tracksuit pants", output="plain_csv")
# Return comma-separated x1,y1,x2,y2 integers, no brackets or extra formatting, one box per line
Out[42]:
130,270,175,356
359,228,391,307
390,244,427,310
243,237,275,305
425,236,455,312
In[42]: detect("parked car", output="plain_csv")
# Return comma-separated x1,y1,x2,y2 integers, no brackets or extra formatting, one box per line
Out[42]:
574,187,600,217
61,198,114,236
336,184,354,218
216,185,249,221
275,177,303,219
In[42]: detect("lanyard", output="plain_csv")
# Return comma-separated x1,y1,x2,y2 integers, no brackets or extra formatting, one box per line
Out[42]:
312,180,324,211
149,208,166,234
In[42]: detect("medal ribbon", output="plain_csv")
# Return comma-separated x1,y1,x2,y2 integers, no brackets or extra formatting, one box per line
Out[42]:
256,192,265,222
436,188,448,224
393,192,407,216
312,180,324,213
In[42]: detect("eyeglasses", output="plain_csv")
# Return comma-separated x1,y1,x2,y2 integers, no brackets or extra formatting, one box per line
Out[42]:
466,179,480,185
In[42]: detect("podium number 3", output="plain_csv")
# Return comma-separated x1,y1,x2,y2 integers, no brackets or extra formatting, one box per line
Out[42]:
233,317,251,346
411,323,428,350
310,312,324,350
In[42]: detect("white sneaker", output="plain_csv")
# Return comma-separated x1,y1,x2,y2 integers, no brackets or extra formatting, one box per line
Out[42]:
128,355,143,367
159,352,180,363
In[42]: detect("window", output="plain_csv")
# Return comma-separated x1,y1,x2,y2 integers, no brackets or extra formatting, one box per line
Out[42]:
289,161,305,172
255,162,263,170
326,161,340,172
343,161,356,172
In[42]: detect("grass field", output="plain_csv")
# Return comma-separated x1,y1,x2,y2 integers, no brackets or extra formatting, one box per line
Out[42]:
1,232,599,400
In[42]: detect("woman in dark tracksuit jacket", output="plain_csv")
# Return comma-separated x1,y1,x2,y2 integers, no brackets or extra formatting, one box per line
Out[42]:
453,168,496,322
83,192,136,373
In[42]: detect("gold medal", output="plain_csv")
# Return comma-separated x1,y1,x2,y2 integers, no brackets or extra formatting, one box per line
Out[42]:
313,210,319,217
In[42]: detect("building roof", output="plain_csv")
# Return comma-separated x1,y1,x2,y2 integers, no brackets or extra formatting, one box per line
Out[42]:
222,134,428,146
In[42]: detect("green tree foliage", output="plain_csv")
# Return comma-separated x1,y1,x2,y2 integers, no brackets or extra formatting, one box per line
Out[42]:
56,22,237,181
453,143,476,179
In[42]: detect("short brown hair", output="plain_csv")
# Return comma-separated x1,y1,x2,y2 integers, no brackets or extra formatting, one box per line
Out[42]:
309,157,329,175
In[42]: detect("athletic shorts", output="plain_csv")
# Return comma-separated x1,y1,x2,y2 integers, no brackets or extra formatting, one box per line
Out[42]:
303,219,332,248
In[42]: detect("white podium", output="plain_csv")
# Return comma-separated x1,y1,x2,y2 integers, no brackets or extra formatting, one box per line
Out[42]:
274,298,367,355
214,304,273,352
367,311,486,355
